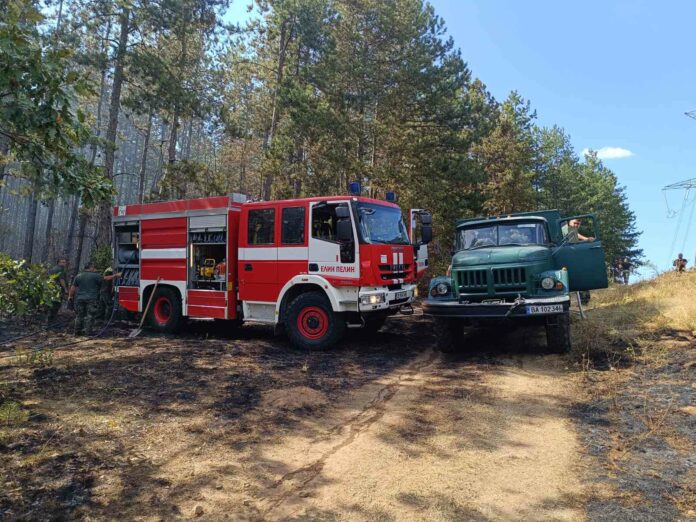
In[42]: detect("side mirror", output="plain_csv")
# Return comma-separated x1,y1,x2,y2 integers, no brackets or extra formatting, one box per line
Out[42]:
421,225,433,244
420,212,432,225
336,219,353,242
335,206,350,219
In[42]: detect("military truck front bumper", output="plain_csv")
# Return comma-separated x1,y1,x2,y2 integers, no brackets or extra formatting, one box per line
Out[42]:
422,295,570,319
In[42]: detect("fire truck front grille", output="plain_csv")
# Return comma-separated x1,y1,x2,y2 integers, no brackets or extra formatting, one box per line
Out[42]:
456,269,488,293
379,264,411,281
492,267,527,291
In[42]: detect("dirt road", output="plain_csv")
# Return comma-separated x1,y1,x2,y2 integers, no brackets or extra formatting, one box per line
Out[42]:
1,317,588,521
253,348,585,521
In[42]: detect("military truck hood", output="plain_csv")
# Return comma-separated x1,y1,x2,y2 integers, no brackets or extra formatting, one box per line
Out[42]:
452,245,550,267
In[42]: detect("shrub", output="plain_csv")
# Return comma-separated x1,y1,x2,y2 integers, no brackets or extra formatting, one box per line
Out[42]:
0,253,60,320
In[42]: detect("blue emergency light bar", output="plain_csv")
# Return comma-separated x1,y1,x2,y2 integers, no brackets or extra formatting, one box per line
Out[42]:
385,191,397,202
349,181,361,195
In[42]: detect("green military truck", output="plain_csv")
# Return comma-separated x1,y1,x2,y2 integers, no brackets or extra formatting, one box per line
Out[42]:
422,210,608,353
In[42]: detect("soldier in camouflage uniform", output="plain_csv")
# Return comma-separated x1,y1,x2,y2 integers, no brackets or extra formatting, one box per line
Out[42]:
47,257,68,323
68,262,120,336
97,267,115,320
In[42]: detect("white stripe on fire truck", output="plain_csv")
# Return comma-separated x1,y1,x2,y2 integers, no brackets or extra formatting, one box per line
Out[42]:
399,252,404,266
140,248,187,259
239,247,309,261
392,252,398,266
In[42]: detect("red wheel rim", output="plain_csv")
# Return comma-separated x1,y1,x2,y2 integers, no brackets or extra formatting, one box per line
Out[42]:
297,306,329,340
153,296,172,325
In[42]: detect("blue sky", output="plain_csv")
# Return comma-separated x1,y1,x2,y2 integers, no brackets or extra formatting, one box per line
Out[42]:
225,1,696,272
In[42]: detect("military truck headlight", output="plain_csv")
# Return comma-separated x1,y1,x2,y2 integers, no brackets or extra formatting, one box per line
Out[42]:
540,277,555,290
435,283,450,295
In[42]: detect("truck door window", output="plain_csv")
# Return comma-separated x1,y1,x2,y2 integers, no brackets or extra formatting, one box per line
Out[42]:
312,204,341,242
311,203,355,263
248,209,275,245
281,207,305,245
560,217,596,243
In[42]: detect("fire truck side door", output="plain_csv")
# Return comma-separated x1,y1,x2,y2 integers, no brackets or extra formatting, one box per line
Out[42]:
308,201,359,280
239,206,278,302
409,209,431,278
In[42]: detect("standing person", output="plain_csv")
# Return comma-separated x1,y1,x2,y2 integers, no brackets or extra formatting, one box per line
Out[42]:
621,257,634,285
673,253,688,273
97,267,115,320
613,258,624,284
68,262,120,336
47,257,68,323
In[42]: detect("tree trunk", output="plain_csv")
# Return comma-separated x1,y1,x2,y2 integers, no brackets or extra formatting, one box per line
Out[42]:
168,22,189,166
73,211,88,275
139,108,153,203
262,20,290,200
95,7,129,248
23,190,39,262
65,196,79,272
0,134,9,185
43,199,55,262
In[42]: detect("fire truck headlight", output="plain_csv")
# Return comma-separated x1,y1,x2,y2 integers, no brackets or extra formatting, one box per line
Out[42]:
360,293,385,306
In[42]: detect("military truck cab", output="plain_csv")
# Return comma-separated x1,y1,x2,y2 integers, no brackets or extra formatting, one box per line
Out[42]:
423,210,608,353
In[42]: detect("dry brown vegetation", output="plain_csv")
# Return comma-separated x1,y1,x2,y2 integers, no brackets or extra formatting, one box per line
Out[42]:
573,270,696,367
571,271,696,520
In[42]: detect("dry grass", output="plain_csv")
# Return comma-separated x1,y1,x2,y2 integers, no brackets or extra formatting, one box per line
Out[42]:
572,270,696,365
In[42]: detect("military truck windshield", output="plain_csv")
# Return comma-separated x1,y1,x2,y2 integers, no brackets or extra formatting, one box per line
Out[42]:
356,203,410,245
456,222,549,250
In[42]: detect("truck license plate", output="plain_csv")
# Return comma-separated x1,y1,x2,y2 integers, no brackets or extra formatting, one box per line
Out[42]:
526,304,563,315
395,291,408,300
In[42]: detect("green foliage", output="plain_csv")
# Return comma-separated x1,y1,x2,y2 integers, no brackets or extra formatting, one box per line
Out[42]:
0,400,29,426
90,245,113,272
0,0,113,206
0,253,59,319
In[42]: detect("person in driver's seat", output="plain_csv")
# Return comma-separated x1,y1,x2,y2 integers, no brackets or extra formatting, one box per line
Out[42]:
313,214,334,241
566,219,594,242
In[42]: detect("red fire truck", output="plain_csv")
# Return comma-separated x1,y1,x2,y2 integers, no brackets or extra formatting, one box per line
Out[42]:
113,193,432,349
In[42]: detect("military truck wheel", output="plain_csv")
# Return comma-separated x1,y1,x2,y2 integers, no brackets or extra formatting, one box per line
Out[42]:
545,312,571,353
435,318,462,353
147,287,183,333
285,292,345,350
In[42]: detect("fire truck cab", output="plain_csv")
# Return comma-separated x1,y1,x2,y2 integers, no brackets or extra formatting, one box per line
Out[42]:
113,194,432,349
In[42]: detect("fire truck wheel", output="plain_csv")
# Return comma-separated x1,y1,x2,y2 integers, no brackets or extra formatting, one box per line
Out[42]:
147,287,183,333
545,312,571,353
285,292,345,350
435,318,462,353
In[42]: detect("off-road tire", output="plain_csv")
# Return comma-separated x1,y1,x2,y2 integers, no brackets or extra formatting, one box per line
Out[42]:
147,287,183,333
545,312,571,353
285,292,345,350
435,317,462,353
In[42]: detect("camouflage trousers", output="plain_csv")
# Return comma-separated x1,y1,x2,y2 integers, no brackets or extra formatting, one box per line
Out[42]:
97,292,113,320
74,299,99,336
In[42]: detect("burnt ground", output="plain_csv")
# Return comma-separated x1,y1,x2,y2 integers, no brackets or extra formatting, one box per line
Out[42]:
571,333,696,521
0,315,427,520
0,312,693,520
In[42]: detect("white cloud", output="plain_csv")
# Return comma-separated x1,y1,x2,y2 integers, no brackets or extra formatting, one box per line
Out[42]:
581,146,634,160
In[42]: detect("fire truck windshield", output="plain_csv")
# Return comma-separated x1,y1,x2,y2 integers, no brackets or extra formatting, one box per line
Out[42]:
356,202,410,245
